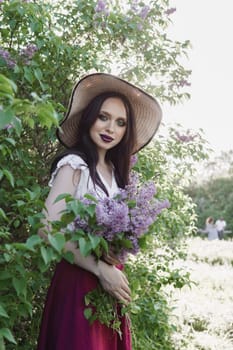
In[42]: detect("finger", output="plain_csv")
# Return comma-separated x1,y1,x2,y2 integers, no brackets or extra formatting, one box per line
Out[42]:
107,253,121,265
121,273,129,285
103,255,119,265
114,289,131,304
121,283,131,296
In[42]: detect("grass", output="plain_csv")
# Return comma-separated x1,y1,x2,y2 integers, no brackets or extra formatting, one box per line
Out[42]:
166,237,233,350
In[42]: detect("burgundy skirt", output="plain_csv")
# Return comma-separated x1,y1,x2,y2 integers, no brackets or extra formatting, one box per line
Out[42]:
37,259,131,350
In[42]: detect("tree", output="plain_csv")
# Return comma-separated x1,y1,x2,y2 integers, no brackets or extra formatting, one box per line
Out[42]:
187,176,233,234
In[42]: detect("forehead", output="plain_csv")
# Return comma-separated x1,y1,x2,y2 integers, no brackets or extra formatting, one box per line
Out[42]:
100,97,127,117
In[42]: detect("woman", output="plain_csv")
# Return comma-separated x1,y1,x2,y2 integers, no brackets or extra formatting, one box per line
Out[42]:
205,217,219,241
37,73,162,349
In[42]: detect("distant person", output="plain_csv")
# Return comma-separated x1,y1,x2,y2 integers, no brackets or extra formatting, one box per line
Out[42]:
205,217,219,241
215,217,226,240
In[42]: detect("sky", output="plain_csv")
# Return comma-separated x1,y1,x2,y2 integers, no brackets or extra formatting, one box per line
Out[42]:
162,0,233,154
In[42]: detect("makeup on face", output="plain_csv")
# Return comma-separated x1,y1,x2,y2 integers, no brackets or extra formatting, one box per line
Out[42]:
89,97,127,152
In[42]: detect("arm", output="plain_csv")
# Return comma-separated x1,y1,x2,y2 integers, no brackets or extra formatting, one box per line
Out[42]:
38,165,131,304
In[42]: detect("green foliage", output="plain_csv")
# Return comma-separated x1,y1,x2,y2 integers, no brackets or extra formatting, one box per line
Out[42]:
135,125,209,247
125,249,190,350
0,0,209,348
84,286,124,336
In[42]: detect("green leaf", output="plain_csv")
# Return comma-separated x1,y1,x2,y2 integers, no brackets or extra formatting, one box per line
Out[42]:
0,74,17,96
0,208,8,221
88,233,101,250
100,237,108,252
69,200,85,216
23,66,34,84
36,102,59,128
60,212,75,225
0,335,5,350
11,115,22,135
0,328,17,344
84,307,93,320
63,251,74,264
40,246,50,265
25,188,40,201
0,271,11,280
0,109,15,129
0,305,9,318
12,277,27,298
25,235,42,250
120,238,133,249
48,233,65,253
2,169,14,187
54,193,73,204
5,137,16,146
85,204,96,217
79,237,92,256
84,193,98,203
34,68,43,81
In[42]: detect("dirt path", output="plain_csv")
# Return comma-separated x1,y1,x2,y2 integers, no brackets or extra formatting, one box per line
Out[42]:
168,237,233,350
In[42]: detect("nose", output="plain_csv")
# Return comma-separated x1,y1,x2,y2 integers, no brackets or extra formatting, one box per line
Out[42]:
106,120,114,133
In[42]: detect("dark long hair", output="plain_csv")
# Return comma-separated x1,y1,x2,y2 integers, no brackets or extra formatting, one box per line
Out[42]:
51,92,136,194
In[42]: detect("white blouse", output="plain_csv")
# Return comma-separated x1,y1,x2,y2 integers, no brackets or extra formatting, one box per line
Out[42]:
49,154,119,199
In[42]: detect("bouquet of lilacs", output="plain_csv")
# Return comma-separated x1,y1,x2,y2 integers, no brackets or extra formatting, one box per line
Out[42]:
68,171,170,263
57,169,170,335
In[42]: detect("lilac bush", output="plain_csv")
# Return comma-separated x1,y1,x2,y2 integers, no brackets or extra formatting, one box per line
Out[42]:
0,47,16,68
20,44,38,64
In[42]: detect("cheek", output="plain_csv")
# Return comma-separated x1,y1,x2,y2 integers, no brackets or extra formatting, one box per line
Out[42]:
90,120,100,133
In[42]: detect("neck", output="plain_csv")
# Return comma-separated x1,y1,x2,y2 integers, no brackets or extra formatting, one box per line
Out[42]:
97,149,107,166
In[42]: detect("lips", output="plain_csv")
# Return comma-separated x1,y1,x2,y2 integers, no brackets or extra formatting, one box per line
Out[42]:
100,134,114,142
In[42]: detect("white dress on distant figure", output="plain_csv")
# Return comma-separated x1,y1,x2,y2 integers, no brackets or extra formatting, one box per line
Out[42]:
205,223,219,240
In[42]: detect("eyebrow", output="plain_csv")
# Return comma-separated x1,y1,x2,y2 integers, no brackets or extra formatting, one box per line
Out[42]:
100,110,127,120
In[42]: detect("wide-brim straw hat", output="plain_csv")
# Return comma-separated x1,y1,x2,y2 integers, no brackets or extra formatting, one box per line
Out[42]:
57,73,162,153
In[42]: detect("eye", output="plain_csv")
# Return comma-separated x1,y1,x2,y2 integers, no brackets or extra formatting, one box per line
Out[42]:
117,119,126,127
98,113,108,121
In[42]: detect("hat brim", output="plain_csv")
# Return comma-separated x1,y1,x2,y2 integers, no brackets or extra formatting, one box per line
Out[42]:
57,73,162,153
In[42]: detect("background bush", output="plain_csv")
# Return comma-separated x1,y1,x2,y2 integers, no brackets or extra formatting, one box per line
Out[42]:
0,1,208,348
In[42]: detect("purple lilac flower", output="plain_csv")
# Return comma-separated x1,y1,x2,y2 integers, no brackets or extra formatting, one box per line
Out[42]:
126,171,139,199
95,197,130,234
0,47,16,68
150,199,170,216
127,234,140,254
95,0,109,16
137,23,143,31
137,181,157,204
139,5,150,20
117,234,140,263
73,215,90,232
20,44,38,64
175,131,197,143
178,79,191,87
130,154,138,168
165,7,176,16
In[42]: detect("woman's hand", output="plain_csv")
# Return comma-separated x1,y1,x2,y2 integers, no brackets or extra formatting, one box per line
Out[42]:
102,248,121,266
97,260,131,304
